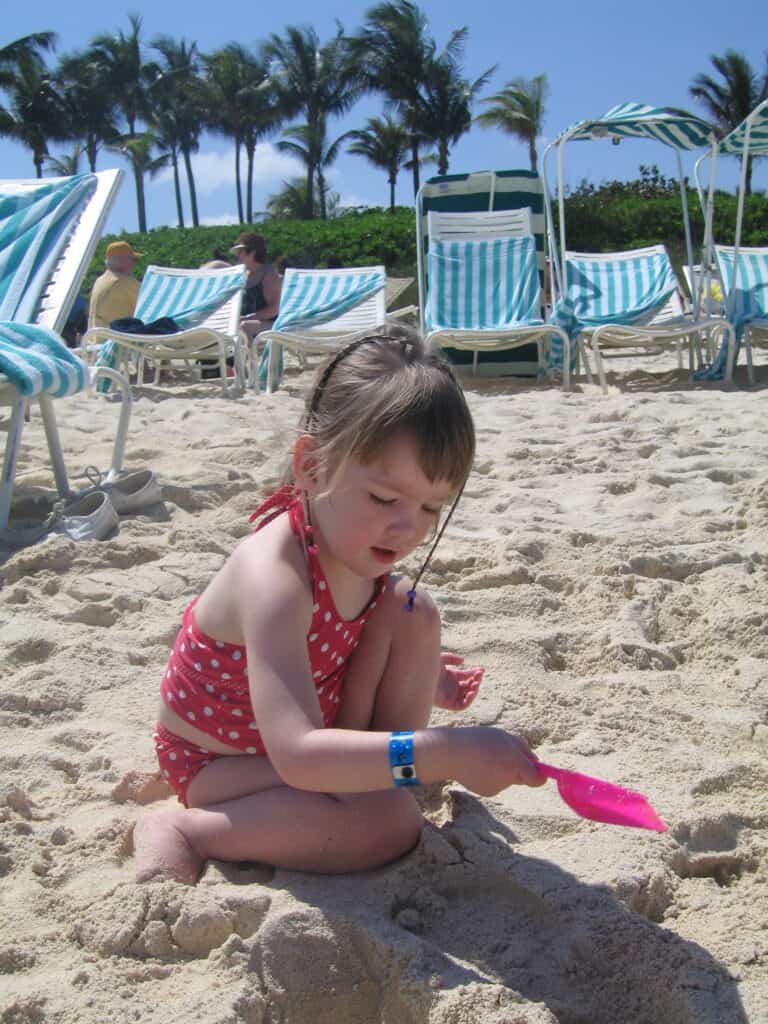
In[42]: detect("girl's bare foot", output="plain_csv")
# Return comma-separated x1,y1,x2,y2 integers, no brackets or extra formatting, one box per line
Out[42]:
133,809,203,885
434,653,484,711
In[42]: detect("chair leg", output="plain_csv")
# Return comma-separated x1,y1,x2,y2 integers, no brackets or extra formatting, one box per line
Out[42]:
744,327,755,385
38,393,72,500
0,395,28,530
590,337,609,394
91,367,133,481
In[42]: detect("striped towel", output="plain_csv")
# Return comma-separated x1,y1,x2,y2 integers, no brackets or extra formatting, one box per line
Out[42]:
694,245,768,380
425,235,542,332
271,268,385,333
549,248,678,371
0,321,88,397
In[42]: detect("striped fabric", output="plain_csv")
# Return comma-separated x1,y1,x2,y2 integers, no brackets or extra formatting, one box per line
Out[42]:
550,248,678,369
271,267,385,332
425,235,541,331
719,100,768,156
135,265,246,328
0,174,96,395
695,245,768,379
558,103,715,150
0,322,88,397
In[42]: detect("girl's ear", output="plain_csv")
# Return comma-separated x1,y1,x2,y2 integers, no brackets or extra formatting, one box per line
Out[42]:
293,434,322,493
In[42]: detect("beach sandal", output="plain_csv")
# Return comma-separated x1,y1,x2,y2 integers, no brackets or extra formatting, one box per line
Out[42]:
83,467,162,514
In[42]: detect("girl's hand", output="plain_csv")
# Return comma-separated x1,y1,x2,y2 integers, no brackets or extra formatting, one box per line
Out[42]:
435,652,484,711
452,727,545,796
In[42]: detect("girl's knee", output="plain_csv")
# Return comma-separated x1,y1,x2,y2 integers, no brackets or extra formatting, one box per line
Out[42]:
385,577,440,639
346,790,423,867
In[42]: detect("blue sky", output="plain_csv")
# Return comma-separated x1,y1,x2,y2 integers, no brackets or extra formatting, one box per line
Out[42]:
3,0,766,234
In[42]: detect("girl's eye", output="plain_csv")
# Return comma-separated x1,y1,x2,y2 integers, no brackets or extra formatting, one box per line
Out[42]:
369,493,396,506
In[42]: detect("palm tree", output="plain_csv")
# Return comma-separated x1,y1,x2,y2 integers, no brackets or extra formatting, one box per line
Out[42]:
0,55,70,177
107,132,169,231
475,73,549,172
351,1,469,196
204,44,280,223
420,50,494,175
690,50,768,196
89,15,154,136
55,52,119,172
0,32,56,89
265,25,361,218
266,175,340,219
347,115,410,210
277,119,352,219
45,144,85,176
151,36,205,226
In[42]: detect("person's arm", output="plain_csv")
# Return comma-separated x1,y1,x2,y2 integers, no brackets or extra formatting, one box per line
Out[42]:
241,564,542,796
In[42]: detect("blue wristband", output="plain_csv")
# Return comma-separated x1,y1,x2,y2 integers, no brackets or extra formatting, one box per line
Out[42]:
389,730,419,786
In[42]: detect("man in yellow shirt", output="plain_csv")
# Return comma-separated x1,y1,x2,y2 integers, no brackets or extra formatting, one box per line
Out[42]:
88,240,143,329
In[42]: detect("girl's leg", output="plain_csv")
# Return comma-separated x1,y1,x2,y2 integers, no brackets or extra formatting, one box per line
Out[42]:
134,786,422,884
335,576,442,732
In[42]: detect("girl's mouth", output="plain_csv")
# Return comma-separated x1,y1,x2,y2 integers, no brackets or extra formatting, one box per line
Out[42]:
370,546,396,563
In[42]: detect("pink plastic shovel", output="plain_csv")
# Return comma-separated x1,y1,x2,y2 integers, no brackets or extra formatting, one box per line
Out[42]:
535,762,667,832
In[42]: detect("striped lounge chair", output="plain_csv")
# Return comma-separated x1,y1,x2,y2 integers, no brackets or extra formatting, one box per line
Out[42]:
256,266,387,392
0,170,132,530
84,264,247,390
552,245,734,393
417,169,551,378
423,210,570,390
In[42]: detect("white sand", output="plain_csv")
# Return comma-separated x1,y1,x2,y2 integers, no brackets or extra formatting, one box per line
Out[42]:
1,353,766,1024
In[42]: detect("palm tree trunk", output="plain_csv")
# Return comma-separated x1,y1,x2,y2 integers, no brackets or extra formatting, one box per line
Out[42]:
305,160,316,220
86,136,98,173
34,151,44,179
235,141,243,223
182,148,199,227
134,165,147,233
389,173,396,213
318,168,327,220
246,145,255,222
529,137,537,174
410,137,420,195
171,153,185,228
438,140,448,177
746,155,753,198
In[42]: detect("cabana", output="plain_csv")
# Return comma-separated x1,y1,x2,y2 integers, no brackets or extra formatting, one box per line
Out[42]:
694,98,768,381
542,103,733,389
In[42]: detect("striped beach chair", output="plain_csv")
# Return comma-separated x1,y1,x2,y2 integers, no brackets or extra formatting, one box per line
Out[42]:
0,170,132,530
84,264,246,390
424,215,570,389
708,245,768,383
417,169,550,378
256,266,387,392
552,245,734,393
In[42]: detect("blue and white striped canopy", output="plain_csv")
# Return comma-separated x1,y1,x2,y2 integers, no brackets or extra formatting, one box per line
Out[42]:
719,99,768,156
557,103,716,150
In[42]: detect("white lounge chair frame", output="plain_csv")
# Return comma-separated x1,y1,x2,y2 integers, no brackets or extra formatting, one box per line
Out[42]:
565,245,734,393
420,208,570,390
82,265,247,391
257,266,388,392
0,169,132,530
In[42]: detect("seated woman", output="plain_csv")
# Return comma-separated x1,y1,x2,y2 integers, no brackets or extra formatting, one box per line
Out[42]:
230,232,282,341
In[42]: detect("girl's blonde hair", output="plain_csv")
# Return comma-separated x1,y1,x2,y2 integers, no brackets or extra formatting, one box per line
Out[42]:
300,323,475,490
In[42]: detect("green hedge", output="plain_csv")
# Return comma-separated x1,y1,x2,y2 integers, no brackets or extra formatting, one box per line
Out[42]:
83,207,417,298
84,188,767,300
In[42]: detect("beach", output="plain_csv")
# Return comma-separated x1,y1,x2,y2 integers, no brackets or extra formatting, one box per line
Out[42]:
1,352,766,1024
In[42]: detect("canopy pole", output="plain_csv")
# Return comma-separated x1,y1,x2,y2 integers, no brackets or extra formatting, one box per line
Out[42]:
701,142,718,319
557,140,567,295
541,140,563,301
415,182,426,332
677,150,696,305
731,115,753,322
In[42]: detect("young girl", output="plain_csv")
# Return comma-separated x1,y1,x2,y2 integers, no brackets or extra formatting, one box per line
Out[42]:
134,325,544,885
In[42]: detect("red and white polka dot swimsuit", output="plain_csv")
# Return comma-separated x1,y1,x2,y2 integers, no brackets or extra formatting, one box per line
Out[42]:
155,487,385,804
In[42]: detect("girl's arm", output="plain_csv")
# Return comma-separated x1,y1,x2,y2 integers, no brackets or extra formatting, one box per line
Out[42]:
241,567,541,797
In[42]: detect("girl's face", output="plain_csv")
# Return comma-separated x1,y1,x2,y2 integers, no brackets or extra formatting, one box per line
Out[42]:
301,433,456,581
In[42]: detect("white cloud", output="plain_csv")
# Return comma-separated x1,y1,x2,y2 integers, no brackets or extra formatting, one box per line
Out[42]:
157,144,303,194
198,213,240,226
